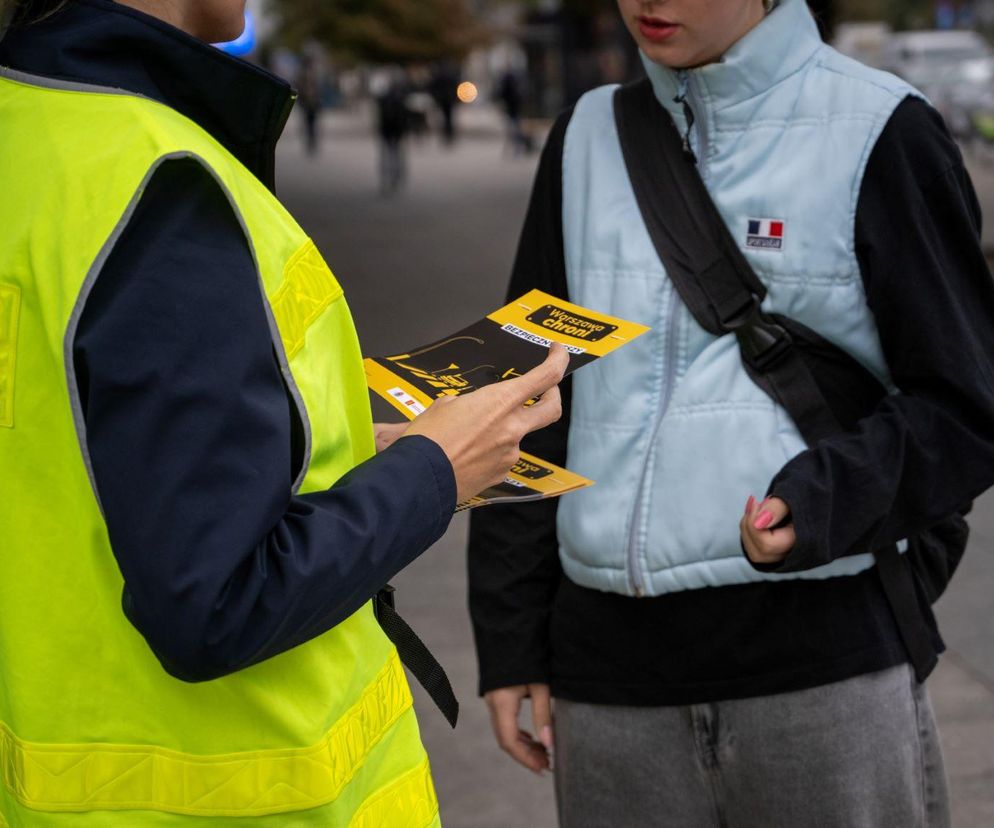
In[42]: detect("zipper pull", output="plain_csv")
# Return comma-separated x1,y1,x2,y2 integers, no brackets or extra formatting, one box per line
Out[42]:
673,71,698,164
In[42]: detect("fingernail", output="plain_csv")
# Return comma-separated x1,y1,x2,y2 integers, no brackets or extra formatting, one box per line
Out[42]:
541,725,554,751
745,495,756,516
754,510,774,530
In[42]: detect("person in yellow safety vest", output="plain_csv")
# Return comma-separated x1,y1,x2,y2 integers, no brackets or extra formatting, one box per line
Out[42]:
0,0,568,825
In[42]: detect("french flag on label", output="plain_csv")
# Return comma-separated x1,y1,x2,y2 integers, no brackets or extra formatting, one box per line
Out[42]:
746,218,785,251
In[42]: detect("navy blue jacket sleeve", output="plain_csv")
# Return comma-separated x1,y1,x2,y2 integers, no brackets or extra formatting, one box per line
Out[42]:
73,157,456,682
765,98,994,572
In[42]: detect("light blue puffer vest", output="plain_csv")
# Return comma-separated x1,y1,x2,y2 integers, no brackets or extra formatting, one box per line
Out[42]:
558,0,918,596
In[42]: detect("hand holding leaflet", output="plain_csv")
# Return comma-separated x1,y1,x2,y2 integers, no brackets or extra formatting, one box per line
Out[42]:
365,290,650,509
404,345,568,506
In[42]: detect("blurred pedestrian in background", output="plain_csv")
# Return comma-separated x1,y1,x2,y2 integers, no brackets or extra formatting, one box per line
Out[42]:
0,0,568,824
430,60,459,146
404,67,434,141
497,67,531,157
469,0,994,826
375,67,411,195
296,52,323,155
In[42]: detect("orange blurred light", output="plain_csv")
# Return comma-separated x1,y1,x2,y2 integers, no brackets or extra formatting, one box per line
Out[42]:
457,82,478,104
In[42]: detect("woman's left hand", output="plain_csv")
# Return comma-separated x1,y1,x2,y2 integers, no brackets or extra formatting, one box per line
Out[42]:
741,495,795,566
374,422,409,453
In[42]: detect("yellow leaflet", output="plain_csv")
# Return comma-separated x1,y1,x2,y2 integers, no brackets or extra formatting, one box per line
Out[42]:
364,358,434,421
455,452,593,512
364,290,646,511
487,289,650,358
507,451,592,495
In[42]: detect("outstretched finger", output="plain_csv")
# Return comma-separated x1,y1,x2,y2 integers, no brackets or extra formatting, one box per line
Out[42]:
490,693,522,750
530,684,554,754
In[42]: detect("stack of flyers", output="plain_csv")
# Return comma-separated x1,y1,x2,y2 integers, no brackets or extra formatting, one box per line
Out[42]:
365,289,650,510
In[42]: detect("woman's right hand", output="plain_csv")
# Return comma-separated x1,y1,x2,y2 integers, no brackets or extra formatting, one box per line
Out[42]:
485,683,554,774
404,344,569,503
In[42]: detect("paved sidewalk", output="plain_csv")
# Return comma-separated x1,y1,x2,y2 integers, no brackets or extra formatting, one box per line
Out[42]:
277,106,994,827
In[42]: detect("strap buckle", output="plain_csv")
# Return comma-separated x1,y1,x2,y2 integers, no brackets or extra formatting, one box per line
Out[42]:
373,585,396,622
725,298,792,371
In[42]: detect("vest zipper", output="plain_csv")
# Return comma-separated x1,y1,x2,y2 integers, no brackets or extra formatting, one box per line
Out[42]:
674,70,709,176
673,70,698,163
625,286,684,597
688,73,710,180
624,72,703,597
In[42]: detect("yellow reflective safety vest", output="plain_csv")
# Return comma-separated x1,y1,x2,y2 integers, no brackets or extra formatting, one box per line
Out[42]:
0,67,440,827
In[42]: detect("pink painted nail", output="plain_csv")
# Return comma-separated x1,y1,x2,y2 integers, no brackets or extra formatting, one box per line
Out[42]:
746,495,756,516
754,511,775,530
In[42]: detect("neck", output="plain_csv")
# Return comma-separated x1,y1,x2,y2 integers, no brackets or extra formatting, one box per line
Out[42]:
686,2,768,69
114,0,184,34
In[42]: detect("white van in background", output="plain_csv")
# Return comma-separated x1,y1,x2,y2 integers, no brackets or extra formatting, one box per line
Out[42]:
882,30,994,142
833,22,893,68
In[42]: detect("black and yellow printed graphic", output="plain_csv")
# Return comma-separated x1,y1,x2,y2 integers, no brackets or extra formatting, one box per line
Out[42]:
364,289,649,509
525,305,617,342
488,289,648,358
456,452,592,512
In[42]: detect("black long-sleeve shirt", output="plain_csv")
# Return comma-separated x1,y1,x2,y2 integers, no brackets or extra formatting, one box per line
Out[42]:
469,97,994,704
1,0,456,681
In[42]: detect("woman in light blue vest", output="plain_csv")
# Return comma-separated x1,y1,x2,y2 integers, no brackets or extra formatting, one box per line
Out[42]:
470,0,994,824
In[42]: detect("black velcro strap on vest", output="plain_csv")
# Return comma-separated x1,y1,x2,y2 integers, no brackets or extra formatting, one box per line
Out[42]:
374,586,459,728
613,77,938,683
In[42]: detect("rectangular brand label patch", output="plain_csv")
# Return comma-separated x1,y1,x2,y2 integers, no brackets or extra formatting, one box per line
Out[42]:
0,283,21,428
386,387,426,416
746,218,785,251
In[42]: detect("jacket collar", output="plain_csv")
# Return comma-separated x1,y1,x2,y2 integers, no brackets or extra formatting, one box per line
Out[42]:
0,0,295,190
641,0,822,122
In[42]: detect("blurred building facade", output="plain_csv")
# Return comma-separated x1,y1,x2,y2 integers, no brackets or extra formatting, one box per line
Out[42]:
479,0,638,118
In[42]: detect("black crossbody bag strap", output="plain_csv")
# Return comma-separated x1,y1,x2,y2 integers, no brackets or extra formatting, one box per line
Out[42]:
613,78,937,681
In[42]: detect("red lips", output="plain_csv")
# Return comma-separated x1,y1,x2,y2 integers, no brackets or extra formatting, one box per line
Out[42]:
637,15,680,43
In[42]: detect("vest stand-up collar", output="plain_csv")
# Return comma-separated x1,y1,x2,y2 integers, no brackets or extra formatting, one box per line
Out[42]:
641,0,823,123
0,0,295,191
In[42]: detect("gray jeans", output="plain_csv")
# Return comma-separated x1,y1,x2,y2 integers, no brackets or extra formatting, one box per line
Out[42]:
554,665,949,828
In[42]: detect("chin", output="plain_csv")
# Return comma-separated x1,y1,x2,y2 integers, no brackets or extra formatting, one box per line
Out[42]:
193,1,247,44
210,17,246,43
640,43,686,69
641,40,711,71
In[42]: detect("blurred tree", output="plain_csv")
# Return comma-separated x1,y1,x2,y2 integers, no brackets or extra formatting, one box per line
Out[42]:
271,0,486,63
